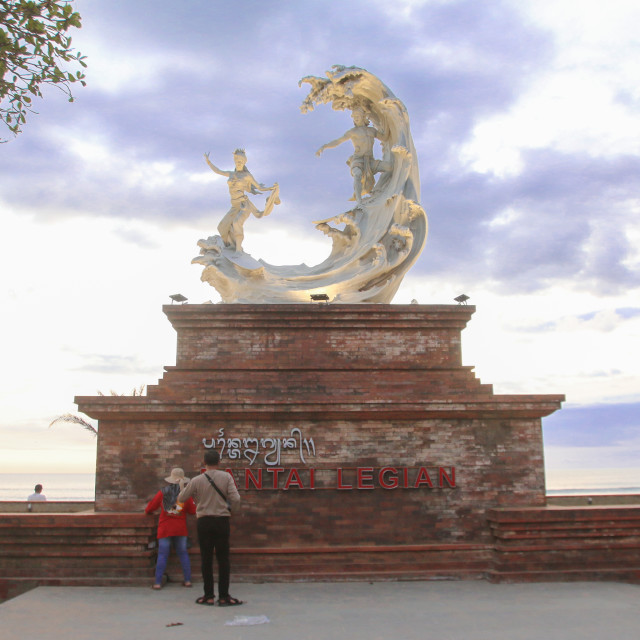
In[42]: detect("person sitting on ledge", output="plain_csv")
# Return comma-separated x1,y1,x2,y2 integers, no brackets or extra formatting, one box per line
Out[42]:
145,468,197,590
27,484,46,501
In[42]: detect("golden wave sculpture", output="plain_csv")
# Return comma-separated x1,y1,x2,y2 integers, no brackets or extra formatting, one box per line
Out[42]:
193,65,428,303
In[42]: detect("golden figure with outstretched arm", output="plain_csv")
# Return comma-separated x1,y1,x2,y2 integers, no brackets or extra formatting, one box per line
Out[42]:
204,149,280,252
316,106,391,203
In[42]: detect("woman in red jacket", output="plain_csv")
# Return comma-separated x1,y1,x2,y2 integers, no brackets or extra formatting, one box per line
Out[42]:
145,468,197,589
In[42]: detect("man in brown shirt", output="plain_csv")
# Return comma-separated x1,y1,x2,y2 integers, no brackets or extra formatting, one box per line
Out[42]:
178,450,242,606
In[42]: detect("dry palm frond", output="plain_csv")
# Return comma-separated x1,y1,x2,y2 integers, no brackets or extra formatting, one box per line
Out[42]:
49,413,98,437
96,385,146,396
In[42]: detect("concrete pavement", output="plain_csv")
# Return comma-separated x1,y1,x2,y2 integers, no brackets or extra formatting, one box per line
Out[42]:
3,580,639,640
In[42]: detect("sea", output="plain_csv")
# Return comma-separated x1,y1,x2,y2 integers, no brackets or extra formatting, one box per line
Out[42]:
1,468,639,501
545,467,640,496
1,473,96,501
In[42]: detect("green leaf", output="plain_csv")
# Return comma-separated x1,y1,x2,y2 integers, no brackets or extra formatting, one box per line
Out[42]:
1,0,87,138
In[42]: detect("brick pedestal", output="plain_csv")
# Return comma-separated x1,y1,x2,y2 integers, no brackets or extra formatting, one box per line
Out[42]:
74,304,565,579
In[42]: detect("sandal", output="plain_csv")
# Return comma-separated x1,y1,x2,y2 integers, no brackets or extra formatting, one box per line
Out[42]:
196,596,216,606
218,596,244,607
152,584,162,590
183,581,192,588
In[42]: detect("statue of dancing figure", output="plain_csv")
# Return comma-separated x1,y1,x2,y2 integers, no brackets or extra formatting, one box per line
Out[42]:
316,106,391,203
204,149,280,253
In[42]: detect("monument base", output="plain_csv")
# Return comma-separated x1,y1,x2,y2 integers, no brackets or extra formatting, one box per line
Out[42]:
73,304,567,578
1,308,637,585
1,503,638,588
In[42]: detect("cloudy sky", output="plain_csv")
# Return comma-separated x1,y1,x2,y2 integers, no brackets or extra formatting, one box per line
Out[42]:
1,0,638,488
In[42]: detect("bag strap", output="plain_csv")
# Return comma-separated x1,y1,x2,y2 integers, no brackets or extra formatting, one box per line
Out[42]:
204,472,231,510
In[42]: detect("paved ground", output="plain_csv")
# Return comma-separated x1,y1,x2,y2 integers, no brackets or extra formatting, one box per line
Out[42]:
3,580,639,640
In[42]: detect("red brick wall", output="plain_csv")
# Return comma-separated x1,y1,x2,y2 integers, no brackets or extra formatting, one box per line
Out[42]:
169,304,468,370
78,304,563,552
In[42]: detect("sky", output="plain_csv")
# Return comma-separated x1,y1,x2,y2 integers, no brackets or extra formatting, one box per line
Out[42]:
1,0,638,487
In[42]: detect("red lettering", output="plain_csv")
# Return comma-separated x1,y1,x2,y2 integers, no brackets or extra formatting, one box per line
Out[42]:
357,467,374,489
266,467,284,489
379,467,399,489
439,466,456,488
413,467,433,488
206,465,455,491
245,468,262,490
284,468,304,490
337,468,352,489
309,467,315,490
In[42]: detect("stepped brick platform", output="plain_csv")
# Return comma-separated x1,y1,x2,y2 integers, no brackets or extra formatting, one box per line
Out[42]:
0,512,156,599
2,505,638,591
70,303,571,581
3,308,636,588
488,505,640,582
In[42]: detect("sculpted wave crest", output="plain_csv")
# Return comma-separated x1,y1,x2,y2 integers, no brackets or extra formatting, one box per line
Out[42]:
193,65,428,304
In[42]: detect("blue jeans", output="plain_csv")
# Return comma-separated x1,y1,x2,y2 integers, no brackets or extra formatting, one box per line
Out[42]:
154,536,191,584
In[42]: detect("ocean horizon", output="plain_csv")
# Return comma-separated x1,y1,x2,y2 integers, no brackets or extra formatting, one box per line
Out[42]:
1,473,96,502
2,468,639,502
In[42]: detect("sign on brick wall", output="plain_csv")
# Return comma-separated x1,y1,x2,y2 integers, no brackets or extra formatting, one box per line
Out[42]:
221,466,456,491
202,428,455,491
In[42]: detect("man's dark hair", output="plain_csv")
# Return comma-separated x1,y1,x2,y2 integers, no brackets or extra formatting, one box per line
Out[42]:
34,484,43,493
204,450,220,466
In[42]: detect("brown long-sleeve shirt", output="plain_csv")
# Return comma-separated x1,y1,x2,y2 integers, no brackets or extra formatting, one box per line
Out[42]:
177,468,241,518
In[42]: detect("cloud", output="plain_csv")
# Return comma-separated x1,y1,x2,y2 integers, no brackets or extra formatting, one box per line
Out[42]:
0,0,554,219
1,0,639,475
615,307,640,320
69,353,159,377
512,307,640,333
417,150,640,293
543,402,640,447
543,401,640,472
10,0,636,300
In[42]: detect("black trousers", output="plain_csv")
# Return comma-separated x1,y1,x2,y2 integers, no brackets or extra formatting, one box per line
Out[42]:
196,516,231,599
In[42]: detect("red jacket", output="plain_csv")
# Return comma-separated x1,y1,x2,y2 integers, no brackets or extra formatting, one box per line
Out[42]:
145,490,196,538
